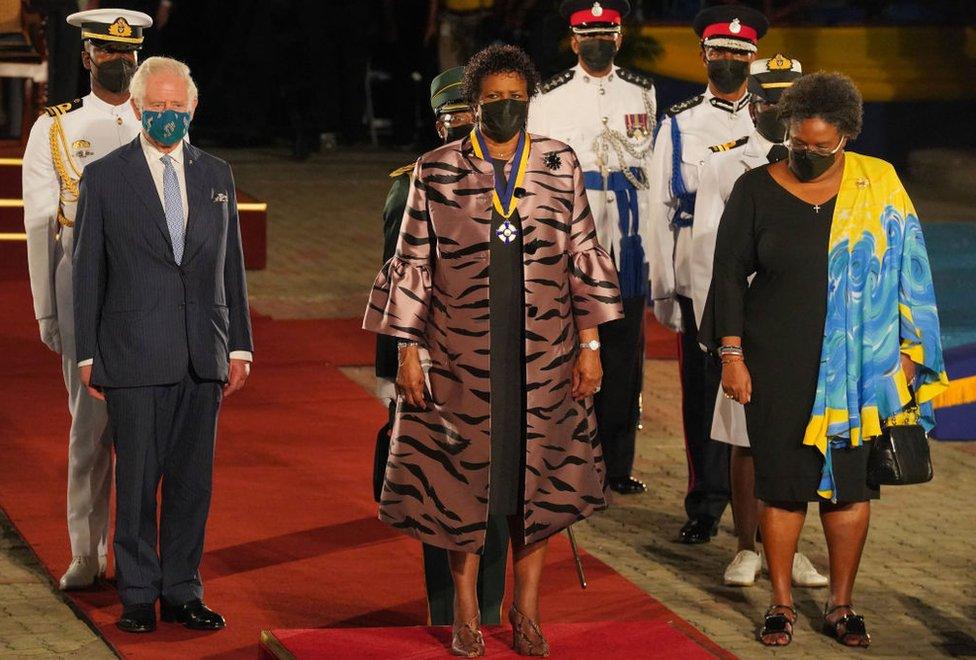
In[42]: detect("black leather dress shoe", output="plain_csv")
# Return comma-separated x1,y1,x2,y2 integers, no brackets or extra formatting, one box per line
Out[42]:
117,604,156,633
608,476,647,494
160,599,226,630
677,516,719,544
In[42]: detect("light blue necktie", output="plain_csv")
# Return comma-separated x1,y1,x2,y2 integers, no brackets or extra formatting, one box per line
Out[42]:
160,154,185,264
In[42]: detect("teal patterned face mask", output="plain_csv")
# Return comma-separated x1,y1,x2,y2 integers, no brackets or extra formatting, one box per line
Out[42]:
141,109,191,146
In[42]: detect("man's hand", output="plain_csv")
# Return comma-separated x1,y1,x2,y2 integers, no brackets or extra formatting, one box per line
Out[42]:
572,348,603,400
396,345,426,408
223,359,251,398
79,364,105,401
38,317,62,354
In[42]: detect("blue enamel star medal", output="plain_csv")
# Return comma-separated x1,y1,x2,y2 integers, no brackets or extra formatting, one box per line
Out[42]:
496,219,518,244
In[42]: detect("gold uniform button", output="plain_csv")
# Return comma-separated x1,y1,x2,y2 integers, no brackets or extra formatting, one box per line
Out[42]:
117,117,123,125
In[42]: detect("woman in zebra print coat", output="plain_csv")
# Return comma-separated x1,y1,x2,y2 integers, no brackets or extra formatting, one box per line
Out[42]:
364,45,624,657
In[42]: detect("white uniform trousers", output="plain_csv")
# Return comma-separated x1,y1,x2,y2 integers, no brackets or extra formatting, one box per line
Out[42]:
55,227,112,559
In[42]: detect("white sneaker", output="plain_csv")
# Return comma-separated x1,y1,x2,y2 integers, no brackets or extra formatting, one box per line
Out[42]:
723,550,762,586
59,555,105,590
792,552,829,588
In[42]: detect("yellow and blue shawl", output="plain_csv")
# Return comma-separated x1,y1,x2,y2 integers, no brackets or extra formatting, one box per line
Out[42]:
802,153,950,501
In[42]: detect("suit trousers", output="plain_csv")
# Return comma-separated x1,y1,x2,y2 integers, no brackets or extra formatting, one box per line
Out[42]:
56,238,112,559
422,515,510,626
677,295,730,521
105,369,221,606
594,295,646,480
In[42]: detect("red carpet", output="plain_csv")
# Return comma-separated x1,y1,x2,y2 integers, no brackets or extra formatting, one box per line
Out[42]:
262,620,720,659
0,251,723,659
645,310,679,360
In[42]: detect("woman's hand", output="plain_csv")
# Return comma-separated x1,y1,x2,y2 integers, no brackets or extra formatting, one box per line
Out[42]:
901,353,916,385
721,360,752,404
396,345,426,407
572,348,603,400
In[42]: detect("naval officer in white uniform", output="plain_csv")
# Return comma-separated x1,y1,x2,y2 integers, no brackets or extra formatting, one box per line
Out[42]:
646,4,767,545
528,0,655,495
22,8,152,590
692,55,828,588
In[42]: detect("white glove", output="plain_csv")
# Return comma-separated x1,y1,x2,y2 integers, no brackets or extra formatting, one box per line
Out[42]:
38,317,62,354
652,298,682,333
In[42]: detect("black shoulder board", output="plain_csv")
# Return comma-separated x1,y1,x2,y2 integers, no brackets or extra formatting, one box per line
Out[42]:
666,94,704,117
44,98,83,117
616,67,654,90
388,161,416,178
708,135,750,153
539,69,574,94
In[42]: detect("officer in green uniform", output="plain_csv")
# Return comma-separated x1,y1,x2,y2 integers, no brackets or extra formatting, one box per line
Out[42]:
373,66,510,626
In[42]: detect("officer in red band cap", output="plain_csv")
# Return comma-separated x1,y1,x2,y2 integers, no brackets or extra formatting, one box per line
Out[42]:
530,0,654,497
647,3,768,546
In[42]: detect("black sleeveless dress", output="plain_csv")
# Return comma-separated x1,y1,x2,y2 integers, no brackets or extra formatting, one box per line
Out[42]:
487,159,526,516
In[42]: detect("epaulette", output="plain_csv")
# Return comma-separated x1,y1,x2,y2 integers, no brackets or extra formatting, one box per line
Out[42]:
616,67,654,90
44,98,83,117
666,94,704,117
538,69,574,94
708,135,750,153
389,161,416,178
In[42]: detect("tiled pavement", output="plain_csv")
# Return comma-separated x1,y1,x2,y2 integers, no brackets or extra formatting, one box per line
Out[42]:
2,146,974,657
0,510,114,658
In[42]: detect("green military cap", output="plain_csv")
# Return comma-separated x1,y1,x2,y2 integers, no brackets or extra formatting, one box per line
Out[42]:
430,66,467,114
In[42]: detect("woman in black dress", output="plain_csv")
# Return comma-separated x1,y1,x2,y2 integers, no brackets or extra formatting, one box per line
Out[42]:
701,73,947,648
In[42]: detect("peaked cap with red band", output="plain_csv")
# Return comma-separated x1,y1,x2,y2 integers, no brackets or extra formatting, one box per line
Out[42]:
559,0,631,35
692,5,768,54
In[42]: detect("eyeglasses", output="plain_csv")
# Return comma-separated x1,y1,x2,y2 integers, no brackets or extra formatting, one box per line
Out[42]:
787,135,846,158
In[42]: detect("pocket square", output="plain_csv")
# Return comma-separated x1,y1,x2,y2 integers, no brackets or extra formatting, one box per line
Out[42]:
213,192,228,203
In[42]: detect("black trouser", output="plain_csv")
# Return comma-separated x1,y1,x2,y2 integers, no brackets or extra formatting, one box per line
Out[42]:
594,295,646,480
677,295,730,521
422,516,510,626
105,369,221,607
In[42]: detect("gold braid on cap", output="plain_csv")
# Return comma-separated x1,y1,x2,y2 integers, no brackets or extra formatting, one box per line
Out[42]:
48,113,82,228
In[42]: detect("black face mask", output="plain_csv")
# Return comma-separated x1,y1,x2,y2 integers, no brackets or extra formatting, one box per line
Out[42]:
706,59,749,94
93,57,137,94
754,108,788,143
788,146,841,182
444,123,473,143
479,99,528,143
579,39,616,72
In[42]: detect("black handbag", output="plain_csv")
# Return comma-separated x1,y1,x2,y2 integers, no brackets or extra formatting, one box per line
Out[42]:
867,393,933,487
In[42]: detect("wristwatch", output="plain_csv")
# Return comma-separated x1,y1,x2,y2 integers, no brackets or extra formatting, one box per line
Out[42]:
579,339,601,351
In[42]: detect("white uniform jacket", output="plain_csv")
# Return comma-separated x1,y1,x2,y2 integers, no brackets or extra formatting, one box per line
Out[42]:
647,88,754,330
528,64,656,298
23,93,140,327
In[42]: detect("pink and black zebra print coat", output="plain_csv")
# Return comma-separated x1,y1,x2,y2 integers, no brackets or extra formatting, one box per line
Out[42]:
363,134,624,553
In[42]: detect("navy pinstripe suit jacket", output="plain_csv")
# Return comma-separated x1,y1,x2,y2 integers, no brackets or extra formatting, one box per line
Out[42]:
73,137,253,388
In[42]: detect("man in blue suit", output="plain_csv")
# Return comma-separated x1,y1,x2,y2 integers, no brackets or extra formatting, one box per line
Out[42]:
73,56,253,633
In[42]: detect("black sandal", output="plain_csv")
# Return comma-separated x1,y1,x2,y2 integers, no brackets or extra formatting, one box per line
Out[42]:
823,604,871,648
759,604,796,646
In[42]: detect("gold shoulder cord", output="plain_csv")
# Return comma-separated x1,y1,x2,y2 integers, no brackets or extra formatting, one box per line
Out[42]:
48,111,82,228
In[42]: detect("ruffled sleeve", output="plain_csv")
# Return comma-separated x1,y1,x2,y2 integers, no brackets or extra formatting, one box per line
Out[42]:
567,154,624,330
363,161,434,341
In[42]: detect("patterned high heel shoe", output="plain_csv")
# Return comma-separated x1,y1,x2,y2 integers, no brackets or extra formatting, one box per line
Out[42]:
509,605,550,657
451,614,485,658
